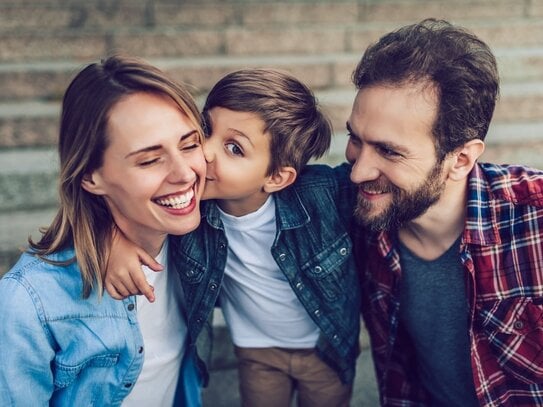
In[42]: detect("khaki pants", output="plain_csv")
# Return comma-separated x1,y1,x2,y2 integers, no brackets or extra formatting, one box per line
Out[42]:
234,346,352,407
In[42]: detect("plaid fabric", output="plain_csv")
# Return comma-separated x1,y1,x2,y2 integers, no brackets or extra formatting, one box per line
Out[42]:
357,163,543,407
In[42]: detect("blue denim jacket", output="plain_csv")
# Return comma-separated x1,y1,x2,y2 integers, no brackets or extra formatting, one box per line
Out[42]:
170,163,361,384
0,244,200,406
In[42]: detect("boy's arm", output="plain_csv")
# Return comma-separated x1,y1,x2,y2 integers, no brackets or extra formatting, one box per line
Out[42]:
104,228,163,302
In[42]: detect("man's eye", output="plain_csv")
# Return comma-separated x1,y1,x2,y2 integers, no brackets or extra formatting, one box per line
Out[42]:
226,143,243,156
347,132,361,146
377,145,400,158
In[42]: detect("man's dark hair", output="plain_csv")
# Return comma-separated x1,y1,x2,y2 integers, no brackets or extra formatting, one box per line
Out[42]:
352,18,499,160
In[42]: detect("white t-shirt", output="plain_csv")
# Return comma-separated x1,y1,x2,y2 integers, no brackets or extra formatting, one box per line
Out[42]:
122,240,187,406
218,196,319,348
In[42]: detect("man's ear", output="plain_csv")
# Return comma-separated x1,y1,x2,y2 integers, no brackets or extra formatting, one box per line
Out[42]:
263,166,297,193
81,171,107,196
448,139,485,182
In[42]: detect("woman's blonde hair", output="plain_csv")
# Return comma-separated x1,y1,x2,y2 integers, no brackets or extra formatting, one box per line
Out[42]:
29,54,204,298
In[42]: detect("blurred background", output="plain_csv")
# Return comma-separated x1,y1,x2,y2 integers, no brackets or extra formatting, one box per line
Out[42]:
1,0,542,405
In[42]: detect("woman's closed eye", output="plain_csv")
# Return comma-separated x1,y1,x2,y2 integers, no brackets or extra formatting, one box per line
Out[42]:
137,157,161,167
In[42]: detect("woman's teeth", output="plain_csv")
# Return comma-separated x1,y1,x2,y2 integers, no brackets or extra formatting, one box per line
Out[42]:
155,190,194,209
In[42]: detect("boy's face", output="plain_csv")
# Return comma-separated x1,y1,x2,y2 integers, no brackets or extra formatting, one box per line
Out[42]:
203,107,273,216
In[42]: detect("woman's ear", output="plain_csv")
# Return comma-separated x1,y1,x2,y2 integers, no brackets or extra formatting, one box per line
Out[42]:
448,139,485,182
263,166,297,193
81,171,106,196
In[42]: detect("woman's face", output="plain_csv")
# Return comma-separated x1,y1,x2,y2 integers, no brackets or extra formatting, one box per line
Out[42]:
83,92,206,255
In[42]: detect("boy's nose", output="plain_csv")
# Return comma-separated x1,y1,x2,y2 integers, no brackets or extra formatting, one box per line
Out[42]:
203,141,215,163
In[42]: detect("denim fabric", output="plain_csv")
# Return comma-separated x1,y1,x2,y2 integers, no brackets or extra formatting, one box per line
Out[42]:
0,244,200,406
170,163,361,384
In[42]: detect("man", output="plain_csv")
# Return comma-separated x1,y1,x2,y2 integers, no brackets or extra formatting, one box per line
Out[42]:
347,19,543,406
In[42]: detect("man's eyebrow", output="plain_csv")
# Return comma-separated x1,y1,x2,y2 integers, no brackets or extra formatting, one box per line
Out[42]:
124,130,199,158
345,122,409,155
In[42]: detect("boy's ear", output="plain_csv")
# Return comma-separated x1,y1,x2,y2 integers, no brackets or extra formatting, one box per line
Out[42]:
263,166,297,193
81,171,107,196
448,139,485,182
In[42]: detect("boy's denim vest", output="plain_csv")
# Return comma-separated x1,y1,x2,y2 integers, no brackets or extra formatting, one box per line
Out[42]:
170,163,361,384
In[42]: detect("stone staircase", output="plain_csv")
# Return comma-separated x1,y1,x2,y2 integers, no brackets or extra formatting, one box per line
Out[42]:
2,1,543,276
1,1,542,404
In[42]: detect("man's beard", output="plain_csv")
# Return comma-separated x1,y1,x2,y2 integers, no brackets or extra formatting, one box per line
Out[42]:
354,160,446,232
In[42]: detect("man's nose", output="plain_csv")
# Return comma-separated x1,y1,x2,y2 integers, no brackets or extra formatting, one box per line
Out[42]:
349,147,380,184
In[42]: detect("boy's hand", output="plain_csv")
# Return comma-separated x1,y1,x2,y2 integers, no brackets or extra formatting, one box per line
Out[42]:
105,229,163,302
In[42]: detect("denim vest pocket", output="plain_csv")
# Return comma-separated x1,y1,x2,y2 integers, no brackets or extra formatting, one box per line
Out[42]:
478,296,543,384
301,234,352,301
177,255,206,284
53,354,119,389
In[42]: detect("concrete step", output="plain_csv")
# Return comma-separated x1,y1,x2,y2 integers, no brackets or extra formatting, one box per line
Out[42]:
0,53,360,102
2,0,538,36
2,46,543,102
3,16,543,63
2,79,543,148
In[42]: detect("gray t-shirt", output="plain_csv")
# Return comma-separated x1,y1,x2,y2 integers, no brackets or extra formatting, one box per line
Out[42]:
398,237,478,407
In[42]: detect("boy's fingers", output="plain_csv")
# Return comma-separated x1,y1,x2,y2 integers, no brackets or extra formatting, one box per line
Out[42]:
133,272,155,303
105,281,127,300
138,250,164,272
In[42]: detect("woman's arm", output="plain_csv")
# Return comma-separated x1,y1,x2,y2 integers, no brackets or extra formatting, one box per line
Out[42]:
0,275,56,404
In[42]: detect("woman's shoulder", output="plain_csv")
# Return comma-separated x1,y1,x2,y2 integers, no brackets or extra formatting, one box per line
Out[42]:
0,248,81,300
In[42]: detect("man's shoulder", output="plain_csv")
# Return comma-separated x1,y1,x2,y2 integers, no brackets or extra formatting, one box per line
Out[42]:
474,162,543,207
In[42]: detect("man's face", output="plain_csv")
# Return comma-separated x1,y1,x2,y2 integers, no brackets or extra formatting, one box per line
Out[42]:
345,83,447,232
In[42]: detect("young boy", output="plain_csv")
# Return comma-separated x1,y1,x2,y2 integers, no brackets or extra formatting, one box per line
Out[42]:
107,69,360,406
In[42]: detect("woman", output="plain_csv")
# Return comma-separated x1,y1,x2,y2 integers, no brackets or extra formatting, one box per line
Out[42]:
0,55,206,406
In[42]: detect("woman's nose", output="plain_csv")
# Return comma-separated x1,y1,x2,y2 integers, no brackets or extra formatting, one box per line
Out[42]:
168,155,195,184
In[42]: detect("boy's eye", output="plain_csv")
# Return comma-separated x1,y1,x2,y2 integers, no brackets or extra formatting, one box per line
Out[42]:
225,142,243,156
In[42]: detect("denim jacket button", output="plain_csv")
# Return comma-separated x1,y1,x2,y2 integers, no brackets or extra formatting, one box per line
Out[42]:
296,282,303,290
279,253,286,261
186,269,195,277
339,247,348,256
209,283,218,291
314,266,322,273
127,304,135,311
219,243,226,250
314,309,321,317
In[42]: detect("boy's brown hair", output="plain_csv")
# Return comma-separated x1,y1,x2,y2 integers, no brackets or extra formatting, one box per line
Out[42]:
203,68,331,175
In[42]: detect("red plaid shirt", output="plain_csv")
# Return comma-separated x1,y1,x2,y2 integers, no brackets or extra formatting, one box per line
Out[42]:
356,163,543,407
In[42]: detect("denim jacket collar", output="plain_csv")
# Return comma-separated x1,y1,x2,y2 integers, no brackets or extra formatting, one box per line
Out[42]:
201,188,310,232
